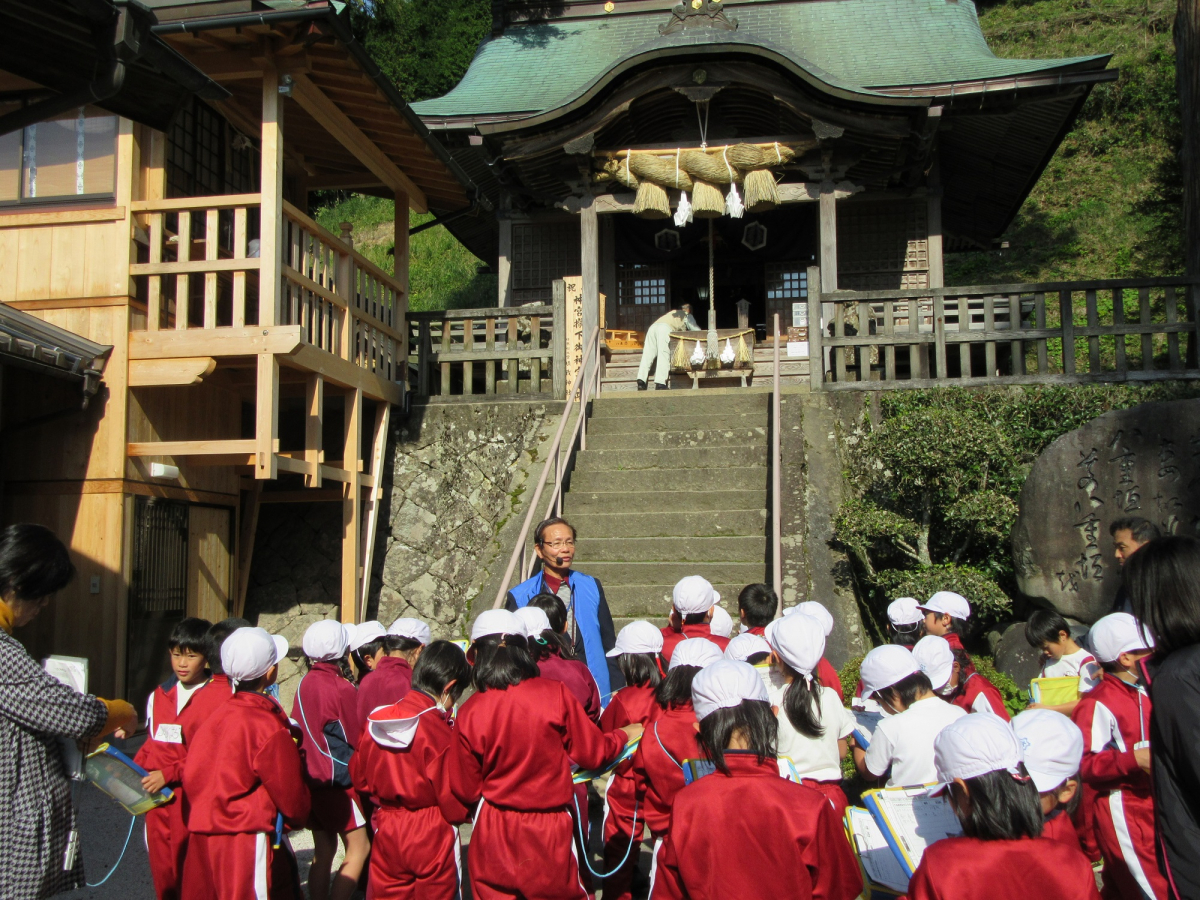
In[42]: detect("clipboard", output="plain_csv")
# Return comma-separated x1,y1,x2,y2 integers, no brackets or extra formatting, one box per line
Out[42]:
44,655,89,780
1030,676,1080,706
852,709,882,751
682,758,716,784
860,785,963,878
85,743,175,816
572,734,642,784
844,807,907,896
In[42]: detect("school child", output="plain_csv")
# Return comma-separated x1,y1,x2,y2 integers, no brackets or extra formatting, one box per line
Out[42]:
1026,608,1102,715
650,660,862,900
1012,708,1086,852
599,621,665,900
887,596,922,647
1071,613,1167,900
350,641,471,899
630,638,723,890
446,609,641,900
764,610,856,817
914,632,1009,722
917,590,971,640
906,714,1101,900
724,632,772,694
855,644,965,786
348,620,387,681
179,617,249,745
181,628,310,900
356,617,429,721
709,604,734,639
292,620,369,900
660,576,731,664
127,617,212,900
787,601,844,698
736,582,777,635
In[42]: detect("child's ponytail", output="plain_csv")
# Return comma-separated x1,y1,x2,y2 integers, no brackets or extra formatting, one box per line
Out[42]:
781,666,826,739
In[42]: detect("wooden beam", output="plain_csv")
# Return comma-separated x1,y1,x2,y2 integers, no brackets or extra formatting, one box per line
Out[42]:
260,64,284,327
497,216,513,307
819,182,838,293
128,357,217,387
289,73,429,213
305,374,324,488
128,439,257,457
129,326,303,360
342,387,363,623
282,343,404,406
359,402,390,620
235,483,262,619
256,352,279,480
305,173,385,191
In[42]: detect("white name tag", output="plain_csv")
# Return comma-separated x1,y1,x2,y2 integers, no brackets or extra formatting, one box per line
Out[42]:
155,723,183,744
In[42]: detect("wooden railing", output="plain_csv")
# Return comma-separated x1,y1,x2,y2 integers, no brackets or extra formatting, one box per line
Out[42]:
807,269,1200,390
408,295,567,399
130,196,407,384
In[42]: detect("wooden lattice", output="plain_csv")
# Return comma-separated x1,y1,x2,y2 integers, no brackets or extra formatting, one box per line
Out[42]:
616,262,670,332
837,199,929,291
512,222,582,304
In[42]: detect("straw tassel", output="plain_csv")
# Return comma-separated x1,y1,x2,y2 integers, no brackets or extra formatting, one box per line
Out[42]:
735,332,752,367
672,334,690,370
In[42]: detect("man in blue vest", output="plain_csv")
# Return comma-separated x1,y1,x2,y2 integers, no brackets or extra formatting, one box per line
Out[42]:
505,516,623,703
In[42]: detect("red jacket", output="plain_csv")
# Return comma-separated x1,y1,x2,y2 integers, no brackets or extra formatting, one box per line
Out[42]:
949,672,1010,721
630,702,701,837
356,656,412,723
178,674,234,746
290,661,362,786
1072,673,1152,795
448,677,624,811
1042,809,1083,853
601,684,661,820
651,753,862,900
905,835,1101,900
660,624,730,665
181,691,310,835
349,690,469,826
135,678,209,786
537,651,602,723
816,658,843,700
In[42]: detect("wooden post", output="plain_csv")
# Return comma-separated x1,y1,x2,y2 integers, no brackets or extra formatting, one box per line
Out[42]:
393,191,410,293
342,387,363,623
260,63,284,327
552,279,567,400
256,353,279,480
807,266,823,391
1060,290,1077,375
819,183,838,293
497,216,513,307
581,196,599,392
417,319,431,395
305,374,324,488
927,189,945,290
359,402,391,621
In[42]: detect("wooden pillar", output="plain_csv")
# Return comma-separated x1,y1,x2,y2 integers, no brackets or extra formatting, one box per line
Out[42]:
497,216,513,307
581,196,599,384
341,387,363,623
305,374,324,488
393,191,410,293
819,182,838,293
260,64,284,327
927,188,945,290
358,402,391,621
256,353,279,480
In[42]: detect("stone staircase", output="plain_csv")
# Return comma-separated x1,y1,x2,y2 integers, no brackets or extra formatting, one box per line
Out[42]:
563,390,770,629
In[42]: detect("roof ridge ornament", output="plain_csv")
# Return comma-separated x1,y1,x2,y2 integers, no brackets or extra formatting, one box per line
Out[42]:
659,0,739,36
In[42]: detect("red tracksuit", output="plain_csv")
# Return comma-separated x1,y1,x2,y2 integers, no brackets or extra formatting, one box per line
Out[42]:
599,685,660,900
1043,809,1084,853
660,624,730,665
1073,674,1167,900
181,692,311,900
650,753,862,900
350,691,469,899
447,677,624,900
950,671,1011,721
357,656,413,722
135,679,208,900
179,674,234,744
291,662,365,834
906,835,1101,900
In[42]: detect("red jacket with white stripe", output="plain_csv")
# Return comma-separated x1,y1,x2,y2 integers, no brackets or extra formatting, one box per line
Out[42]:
134,678,208,786
182,691,311,835
949,672,1011,721
290,661,362,786
630,702,702,838
1072,672,1152,796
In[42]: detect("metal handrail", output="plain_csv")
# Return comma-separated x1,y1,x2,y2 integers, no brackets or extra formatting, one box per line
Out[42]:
492,325,602,607
771,313,783,615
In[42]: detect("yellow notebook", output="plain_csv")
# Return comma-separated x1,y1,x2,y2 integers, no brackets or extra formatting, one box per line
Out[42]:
1030,676,1080,706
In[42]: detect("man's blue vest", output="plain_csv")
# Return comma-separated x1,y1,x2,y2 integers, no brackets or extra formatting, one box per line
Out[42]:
509,570,611,701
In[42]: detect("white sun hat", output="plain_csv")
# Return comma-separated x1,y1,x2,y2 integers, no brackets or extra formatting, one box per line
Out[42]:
724,632,771,663
692,659,770,720
673,575,719,615
470,609,524,642
1089,612,1155,663
669,638,724,670
388,617,432,645
928,712,1024,796
606,620,664,657
514,606,552,639
1012,708,1085,794
859,644,921,698
919,591,971,620
765,611,825,678
795,601,834,636
303,619,350,662
349,620,387,652
223,627,280,687
888,597,923,627
912,635,955,691
710,605,734,638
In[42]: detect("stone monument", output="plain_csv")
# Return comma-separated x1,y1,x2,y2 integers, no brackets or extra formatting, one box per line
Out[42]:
1012,399,1200,623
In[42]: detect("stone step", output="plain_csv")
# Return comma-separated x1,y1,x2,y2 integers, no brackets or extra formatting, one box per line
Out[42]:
584,427,766,451
613,616,670,633
582,561,766,587
588,413,767,435
569,466,768,493
605,584,746,617
568,508,766,538
573,535,766,563
564,489,766,515
591,393,770,418
573,445,768,472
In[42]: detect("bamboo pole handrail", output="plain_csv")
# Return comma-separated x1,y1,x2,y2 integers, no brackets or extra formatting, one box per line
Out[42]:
492,326,601,609
771,312,782,616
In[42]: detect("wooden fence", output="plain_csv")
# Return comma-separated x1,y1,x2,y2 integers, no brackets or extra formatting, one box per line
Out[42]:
807,268,1200,390
408,293,567,399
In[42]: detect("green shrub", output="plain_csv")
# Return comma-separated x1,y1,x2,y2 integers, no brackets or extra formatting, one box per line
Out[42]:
875,565,1013,629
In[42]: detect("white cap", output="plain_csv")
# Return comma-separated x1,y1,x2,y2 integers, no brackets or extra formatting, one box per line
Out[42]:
710,605,734,638
888,597,923,627
724,632,771,663
795,601,833,636
349,620,386,653
929,713,1024,796
514,606,551,639
859,644,921,698
388,617,432,645
669,638,724,670
765,611,825,677
606,620,664,657
673,575,719,615
1012,708,1085,793
222,627,279,687
270,635,290,666
303,619,350,662
470,609,524,642
919,591,971,620
692,659,770,720
912,635,955,691
1089,612,1155,663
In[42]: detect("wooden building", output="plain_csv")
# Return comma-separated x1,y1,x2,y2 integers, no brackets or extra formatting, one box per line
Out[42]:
0,0,479,706
414,0,1115,361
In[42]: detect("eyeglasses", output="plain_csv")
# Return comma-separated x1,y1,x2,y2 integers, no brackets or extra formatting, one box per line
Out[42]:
540,540,576,549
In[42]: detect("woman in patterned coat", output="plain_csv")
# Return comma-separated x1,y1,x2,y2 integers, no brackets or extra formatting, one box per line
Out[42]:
0,524,135,899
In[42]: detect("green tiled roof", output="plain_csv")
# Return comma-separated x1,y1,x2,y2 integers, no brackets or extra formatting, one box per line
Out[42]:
413,0,1107,119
